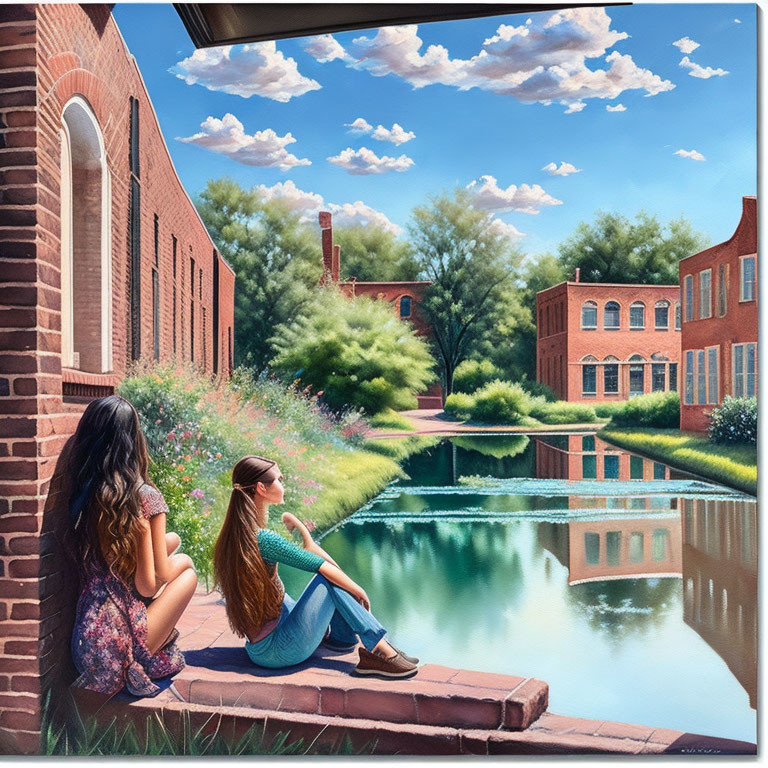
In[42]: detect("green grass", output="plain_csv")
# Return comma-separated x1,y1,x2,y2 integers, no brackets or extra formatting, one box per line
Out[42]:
362,434,439,462
368,408,415,432
599,427,757,496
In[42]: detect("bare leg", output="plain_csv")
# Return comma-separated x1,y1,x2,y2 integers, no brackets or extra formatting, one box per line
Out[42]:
146,565,197,655
373,638,398,657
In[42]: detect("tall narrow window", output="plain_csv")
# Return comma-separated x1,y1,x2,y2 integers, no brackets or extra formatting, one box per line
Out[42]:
582,456,597,480
654,300,669,329
684,275,693,322
604,301,620,330
400,296,412,318
630,456,644,480
675,302,681,330
630,302,645,329
581,301,597,329
199,268,203,300
629,532,644,563
604,361,619,394
584,532,600,564
202,307,207,370
653,462,666,480
652,363,666,392
740,255,756,301
746,343,756,396
718,264,728,316
629,355,645,398
606,531,621,565
129,96,141,360
152,214,160,360
733,344,744,397
190,257,195,362
228,326,233,373
172,235,177,355
652,529,669,562
669,362,678,392
582,435,595,451
699,269,712,319
685,351,694,404
697,349,706,404
604,455,620,480
707,347,718,404
582,362,597,395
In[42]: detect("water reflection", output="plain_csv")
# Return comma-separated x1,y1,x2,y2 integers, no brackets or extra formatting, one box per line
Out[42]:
283,434,756,742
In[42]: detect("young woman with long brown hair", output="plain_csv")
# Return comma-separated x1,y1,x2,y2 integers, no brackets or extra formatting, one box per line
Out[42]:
214,455,419,678
68,395,197,696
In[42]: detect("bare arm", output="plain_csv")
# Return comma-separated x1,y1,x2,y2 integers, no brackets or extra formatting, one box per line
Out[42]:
134,519,157,598
318,561,370,611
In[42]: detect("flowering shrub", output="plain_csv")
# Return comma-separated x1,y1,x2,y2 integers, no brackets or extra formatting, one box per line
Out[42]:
118,361,374,579
708,395,757,446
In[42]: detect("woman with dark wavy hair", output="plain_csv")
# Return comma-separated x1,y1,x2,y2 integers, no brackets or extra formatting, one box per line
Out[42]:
68,395,197,697
214,455,419,678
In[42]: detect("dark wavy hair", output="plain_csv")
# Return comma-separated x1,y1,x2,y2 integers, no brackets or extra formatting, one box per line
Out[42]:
68,395,152,583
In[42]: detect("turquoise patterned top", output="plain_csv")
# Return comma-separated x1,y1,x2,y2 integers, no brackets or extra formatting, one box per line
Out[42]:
257,529,324,573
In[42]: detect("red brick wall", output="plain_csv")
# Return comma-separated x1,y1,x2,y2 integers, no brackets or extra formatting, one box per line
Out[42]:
537,282,681,403
679,197,757,432
0,3,235,752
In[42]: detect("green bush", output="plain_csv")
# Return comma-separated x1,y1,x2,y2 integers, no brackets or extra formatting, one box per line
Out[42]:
518,375,557,402
471,380,532,425
270,287,435,415
368,408,415,431
529,400,598,425
708,395,757,445
594,401,626,419
608,391,680,428
444,391,475,421
452,359,504,393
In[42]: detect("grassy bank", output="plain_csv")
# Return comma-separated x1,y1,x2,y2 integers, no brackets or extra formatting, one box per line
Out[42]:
598,427,757,496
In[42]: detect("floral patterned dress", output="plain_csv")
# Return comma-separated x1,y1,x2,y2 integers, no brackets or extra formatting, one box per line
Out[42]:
70,483,185,697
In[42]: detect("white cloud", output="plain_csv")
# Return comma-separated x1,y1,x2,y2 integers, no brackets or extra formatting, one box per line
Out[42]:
673,37,700,54
679,56,729,79
606,103,627,112
466,175,562,214
564,101,586,114
303,34,350,63
345,117,373,134
734,18,742,24
253,181,402,234
327,201,403,234
542,161,582,176
675,148,706,162
171,42,321,102
488,217,526,240
254,179,324,212
313,9,673,111
371,123,416,145
177,114,311,170
327,146,414,175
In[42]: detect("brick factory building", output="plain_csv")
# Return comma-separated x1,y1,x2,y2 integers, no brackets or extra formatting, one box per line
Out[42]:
0,4,235,752
679,197,757,433
536,277,681,403
318,211,444,408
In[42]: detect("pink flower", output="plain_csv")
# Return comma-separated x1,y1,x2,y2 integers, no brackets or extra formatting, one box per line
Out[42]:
156,418,162,424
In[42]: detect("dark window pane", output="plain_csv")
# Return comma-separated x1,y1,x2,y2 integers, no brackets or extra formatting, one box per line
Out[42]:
585,532,600,565
630,455,644,479
653,462,666,480
652,363,666,392
582,454,597,479
582,435,595,451
604,454,619,480
582,364,596,394
604,364,619,394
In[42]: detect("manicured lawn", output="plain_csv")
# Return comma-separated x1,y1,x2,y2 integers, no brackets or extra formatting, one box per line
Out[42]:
598,427,757,496
367,408,416,432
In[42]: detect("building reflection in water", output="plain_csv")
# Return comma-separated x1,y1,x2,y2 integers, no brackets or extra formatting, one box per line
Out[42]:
534,435,756,710
681,496,757,709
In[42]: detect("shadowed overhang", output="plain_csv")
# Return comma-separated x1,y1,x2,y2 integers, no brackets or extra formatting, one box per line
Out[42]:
173,3,630,48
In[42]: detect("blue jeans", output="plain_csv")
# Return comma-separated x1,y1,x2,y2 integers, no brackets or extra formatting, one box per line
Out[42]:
244,574,387,668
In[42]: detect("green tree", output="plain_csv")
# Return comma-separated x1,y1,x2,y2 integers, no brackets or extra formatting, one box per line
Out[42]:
269,287,436,414
333,225,420,282
195,178,322,373
558,210,709,284
408,189,524,395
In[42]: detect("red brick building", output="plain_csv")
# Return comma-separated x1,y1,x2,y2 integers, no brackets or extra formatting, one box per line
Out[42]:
537,278,681,403
0,4,234,752
318,211,444,408
679,197,757,432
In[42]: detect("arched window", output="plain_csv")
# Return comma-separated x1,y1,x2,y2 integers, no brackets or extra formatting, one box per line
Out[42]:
675,302,681,330
655,300,670,330
60,96,113,373
603,355,619,394
629,354,645,397
604,301,620,330
630,302,645,329
581,355,598,396
581,301,597,329
399,295,412,318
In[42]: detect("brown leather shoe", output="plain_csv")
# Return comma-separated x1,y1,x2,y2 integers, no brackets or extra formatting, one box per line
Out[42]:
353,646,418,678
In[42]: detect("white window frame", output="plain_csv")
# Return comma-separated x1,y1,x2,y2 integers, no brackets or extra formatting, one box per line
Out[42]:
684,275,694,322
581,301,597,330
732,342,757,397
705,345,719,405
629,302,645,330
740,255,756,302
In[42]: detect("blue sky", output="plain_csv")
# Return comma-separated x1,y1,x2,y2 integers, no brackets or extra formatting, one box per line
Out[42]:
113,3,756,258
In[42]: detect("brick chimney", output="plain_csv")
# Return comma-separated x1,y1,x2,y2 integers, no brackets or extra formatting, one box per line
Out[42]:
318,211,339,284
574,267,580,283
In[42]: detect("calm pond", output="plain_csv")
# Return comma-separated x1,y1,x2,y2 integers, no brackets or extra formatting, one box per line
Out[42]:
282,433,757,744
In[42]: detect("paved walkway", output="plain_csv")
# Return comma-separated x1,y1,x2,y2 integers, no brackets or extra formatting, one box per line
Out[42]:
89,589,756,755
369,409,601,438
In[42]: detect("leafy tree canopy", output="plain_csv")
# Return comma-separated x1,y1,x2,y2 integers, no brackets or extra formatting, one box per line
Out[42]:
333,225,420,282
196,178,322,373
408,188,524,394
269,287,436,415
558,210,709,284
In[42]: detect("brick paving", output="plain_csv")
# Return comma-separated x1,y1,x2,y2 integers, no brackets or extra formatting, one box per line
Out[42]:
90,588,756,755
369,409,600,437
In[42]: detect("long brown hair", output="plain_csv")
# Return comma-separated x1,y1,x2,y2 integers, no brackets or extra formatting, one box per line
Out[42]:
68,395,151,584
213,455,284,637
